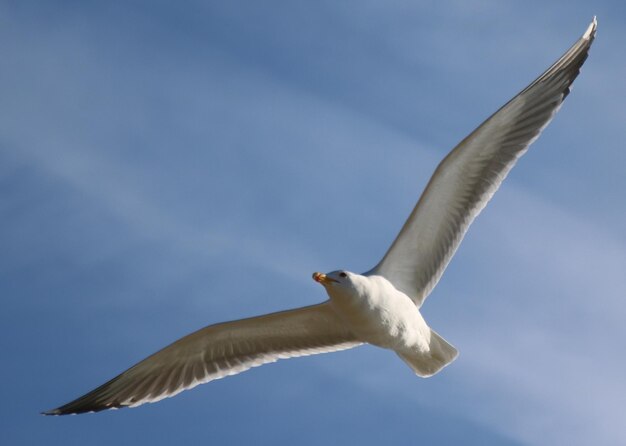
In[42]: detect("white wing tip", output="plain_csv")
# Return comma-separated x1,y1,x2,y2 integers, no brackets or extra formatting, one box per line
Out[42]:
583,16,598,40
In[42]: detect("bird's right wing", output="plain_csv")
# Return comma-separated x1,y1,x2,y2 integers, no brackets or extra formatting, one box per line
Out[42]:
368,18,597,306
44,302,359,415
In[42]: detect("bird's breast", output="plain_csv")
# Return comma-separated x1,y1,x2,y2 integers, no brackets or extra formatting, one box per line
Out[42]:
327,276,430,351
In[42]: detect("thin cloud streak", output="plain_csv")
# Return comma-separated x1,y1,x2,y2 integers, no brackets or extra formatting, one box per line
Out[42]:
1,2,621,446
441,185,626,445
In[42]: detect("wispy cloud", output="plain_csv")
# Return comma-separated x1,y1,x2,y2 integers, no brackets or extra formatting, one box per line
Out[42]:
418,184,626,445
1,2,622,446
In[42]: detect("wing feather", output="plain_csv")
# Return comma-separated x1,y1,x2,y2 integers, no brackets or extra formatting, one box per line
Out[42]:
367,18,596,305
44,302,359,415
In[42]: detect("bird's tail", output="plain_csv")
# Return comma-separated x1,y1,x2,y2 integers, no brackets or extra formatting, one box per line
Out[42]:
396,328,458,377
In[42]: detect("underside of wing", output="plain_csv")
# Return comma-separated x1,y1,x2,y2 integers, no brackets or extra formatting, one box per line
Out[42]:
367,18,597,306
44,302,359,415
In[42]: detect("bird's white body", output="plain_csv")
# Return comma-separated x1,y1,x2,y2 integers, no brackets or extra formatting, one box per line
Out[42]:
326,273,430,351
319,270,458,377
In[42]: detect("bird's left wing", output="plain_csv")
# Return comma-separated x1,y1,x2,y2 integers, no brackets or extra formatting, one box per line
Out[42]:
44,302,359,415
367,18,596,306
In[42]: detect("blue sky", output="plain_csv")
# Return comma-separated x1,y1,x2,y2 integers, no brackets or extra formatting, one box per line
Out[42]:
2,1,624,445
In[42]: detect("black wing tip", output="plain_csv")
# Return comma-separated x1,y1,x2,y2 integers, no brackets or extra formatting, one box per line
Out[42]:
41,400,126,416
41,407,95,416
41,407,91,416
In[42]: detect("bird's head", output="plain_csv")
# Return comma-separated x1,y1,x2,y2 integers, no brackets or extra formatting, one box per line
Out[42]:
312,270,348,286
312,270,363,299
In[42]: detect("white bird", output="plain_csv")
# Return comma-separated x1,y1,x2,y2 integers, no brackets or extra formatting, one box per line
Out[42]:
44,18,597,415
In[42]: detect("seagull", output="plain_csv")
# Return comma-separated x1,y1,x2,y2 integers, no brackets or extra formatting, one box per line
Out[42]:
44,18,597,415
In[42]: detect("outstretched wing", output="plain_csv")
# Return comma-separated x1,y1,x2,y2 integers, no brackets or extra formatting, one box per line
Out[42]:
367,18,597,306
44,302,359,415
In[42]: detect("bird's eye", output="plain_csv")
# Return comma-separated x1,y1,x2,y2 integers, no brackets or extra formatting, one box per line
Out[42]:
339,272,347,278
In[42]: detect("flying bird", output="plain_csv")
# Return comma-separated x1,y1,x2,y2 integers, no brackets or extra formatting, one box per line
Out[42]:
44,18,597,415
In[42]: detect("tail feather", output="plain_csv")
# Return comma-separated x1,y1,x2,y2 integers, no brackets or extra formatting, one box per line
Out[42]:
396,329,458,377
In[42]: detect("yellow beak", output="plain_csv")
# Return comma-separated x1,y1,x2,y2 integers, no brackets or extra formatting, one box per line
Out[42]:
312,272,338,285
